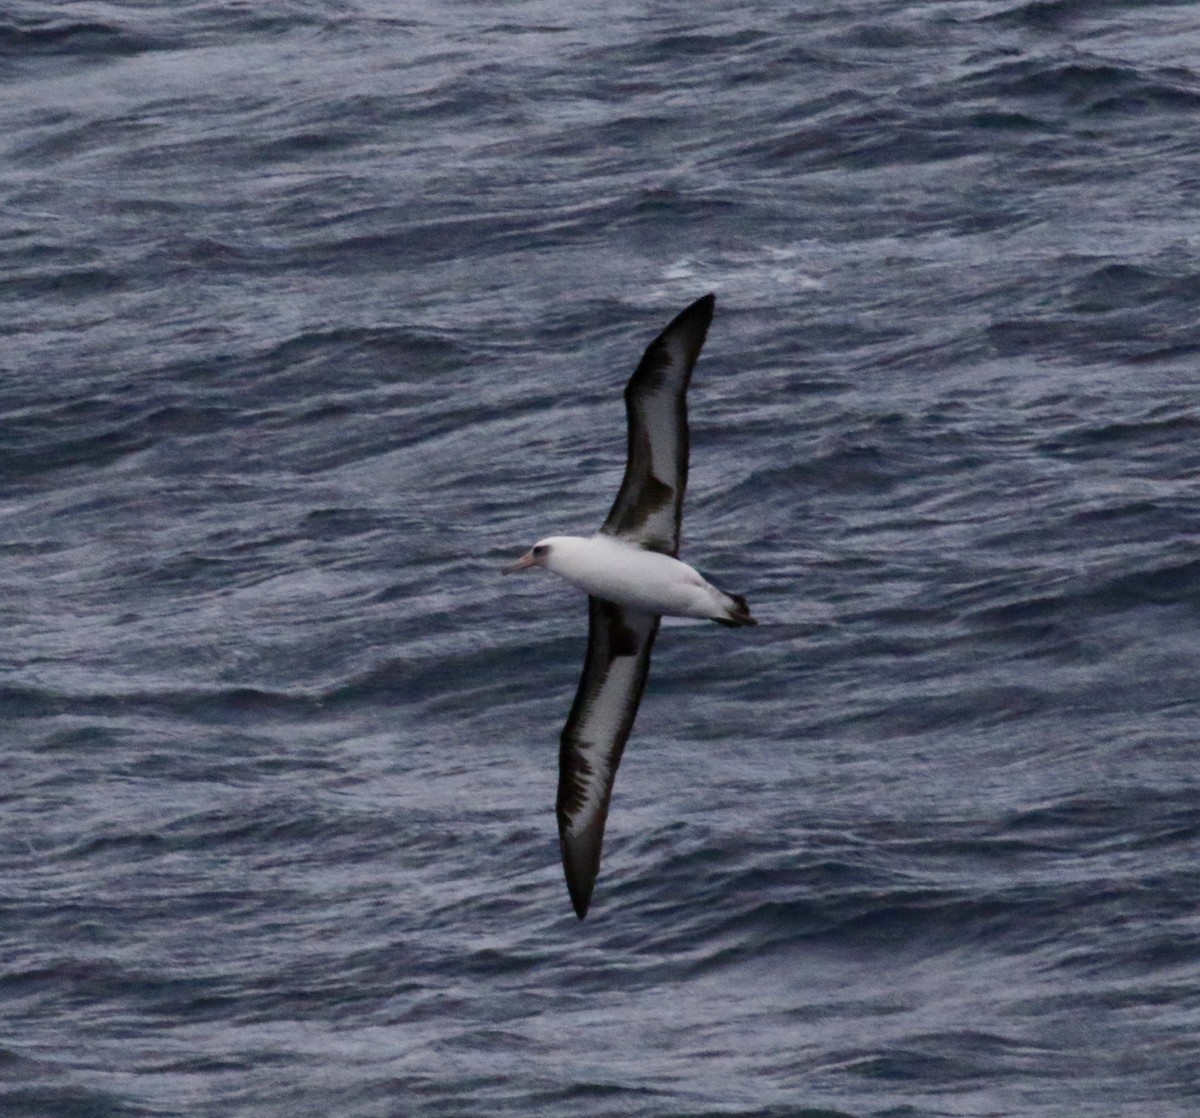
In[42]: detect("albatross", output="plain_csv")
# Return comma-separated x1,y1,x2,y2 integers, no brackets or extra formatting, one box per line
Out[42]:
504,294,755,919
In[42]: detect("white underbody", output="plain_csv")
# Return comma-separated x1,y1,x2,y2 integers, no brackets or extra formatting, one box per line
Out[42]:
537,534,736,620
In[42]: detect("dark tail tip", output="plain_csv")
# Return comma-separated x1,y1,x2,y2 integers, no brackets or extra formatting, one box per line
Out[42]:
719,591,756,627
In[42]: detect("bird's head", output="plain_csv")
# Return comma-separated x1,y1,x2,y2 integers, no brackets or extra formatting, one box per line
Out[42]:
502,539,553,574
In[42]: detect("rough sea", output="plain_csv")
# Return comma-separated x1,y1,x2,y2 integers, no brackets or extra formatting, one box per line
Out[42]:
3,2,1200,1115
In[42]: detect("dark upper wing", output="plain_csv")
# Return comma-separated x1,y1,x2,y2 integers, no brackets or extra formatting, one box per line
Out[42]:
599,294,715,556
557,596,660,919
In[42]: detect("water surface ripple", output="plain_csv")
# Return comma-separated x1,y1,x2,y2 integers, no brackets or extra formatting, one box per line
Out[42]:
3,2,1199,1116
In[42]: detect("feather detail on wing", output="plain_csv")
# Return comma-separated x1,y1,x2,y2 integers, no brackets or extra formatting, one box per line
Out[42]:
557,597,660,919
599,294,715,556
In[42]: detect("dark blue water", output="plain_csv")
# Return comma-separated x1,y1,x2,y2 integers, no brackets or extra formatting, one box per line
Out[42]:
4,2,1200,1115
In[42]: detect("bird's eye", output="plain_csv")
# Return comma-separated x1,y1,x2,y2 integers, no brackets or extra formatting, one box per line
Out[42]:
532,544,548,557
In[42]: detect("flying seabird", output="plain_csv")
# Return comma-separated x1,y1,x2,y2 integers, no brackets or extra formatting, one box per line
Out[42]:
504,294,756,919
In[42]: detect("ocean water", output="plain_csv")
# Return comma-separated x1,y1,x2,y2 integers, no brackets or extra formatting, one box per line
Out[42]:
3,1,1200,1115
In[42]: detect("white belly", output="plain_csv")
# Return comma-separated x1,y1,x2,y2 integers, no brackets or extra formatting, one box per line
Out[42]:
546,534,723,619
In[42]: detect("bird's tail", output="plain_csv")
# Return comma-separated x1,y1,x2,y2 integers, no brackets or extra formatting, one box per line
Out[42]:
713,591,757,628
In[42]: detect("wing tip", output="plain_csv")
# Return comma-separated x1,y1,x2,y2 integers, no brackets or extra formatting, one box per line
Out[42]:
560,827,601,920
657,293,716,342
682,292,716,328
567,879,594,920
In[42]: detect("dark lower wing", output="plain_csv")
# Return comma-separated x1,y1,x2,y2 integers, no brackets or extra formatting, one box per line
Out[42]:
557,597,660,919
600,294,714,556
